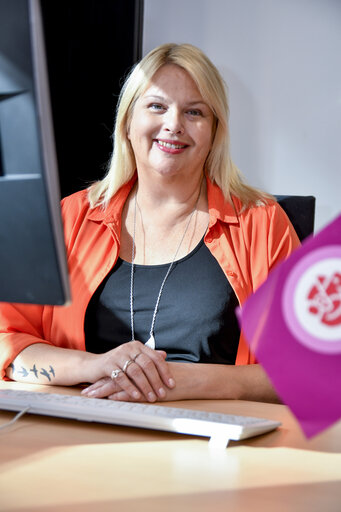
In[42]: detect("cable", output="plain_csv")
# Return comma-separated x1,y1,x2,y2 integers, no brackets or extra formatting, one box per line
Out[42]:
0,407,30,431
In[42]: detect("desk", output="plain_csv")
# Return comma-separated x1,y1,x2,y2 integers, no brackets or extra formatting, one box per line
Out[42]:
0,381,340,512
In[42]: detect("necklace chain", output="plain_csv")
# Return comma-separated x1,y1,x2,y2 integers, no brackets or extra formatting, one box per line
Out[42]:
130,185,201,349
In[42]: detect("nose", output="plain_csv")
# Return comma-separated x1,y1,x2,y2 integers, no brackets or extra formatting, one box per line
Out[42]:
164,108,184,135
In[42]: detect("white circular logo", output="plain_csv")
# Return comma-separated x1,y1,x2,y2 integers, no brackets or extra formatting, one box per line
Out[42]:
282,246,341,354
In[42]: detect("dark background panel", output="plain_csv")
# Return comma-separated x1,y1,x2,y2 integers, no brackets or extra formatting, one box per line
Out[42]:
41,0,144,198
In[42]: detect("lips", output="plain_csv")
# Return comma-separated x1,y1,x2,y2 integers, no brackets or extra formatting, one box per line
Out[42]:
154,139,189,154
157,140,188,149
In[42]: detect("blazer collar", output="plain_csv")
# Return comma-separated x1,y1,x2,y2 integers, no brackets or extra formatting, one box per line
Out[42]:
87,173,239,227
206,176,239,226
87,175,137,226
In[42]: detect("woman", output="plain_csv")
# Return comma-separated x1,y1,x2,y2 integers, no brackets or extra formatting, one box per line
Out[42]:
0,43,299,403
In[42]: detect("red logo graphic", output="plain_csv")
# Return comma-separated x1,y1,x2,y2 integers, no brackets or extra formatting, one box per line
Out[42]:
307,272,341,327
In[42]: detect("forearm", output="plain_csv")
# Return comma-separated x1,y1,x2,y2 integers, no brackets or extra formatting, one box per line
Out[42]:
5,343,99,386
165,362,280,403
5,341,175,403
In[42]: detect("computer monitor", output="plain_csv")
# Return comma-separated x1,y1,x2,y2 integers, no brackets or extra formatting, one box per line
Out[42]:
0,0,70,305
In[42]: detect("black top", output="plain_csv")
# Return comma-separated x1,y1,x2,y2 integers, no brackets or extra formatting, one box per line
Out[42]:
85,238,240,364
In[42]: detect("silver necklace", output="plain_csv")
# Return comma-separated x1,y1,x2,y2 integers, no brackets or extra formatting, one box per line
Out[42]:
130,188,201,349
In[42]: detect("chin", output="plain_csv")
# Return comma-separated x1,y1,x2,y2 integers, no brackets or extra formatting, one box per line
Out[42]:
152,166,184,179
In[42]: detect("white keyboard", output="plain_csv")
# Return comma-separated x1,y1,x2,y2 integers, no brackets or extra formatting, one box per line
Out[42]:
0,389,281,446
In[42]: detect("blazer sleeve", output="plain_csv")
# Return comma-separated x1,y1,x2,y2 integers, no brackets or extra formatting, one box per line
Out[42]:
266,201,301,269
0,193,85,380
235,201,301,365
0,302,53,379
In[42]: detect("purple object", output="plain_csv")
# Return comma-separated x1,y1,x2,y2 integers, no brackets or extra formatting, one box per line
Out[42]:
239,215,341,438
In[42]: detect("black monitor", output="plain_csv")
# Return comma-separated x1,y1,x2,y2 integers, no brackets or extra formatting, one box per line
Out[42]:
0,0,70,305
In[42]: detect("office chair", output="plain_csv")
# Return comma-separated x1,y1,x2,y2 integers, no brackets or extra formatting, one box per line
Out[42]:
275,195,316,242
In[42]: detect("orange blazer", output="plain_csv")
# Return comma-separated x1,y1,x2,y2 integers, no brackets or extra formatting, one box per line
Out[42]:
0,176,300,379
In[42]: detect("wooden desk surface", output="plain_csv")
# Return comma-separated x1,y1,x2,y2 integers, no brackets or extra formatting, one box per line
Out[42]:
0,381,340,512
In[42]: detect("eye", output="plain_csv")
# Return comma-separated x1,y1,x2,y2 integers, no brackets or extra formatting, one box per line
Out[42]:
186,109,203,117
149,103,166,112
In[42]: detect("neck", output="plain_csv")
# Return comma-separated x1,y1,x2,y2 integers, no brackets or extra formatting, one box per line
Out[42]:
119,171,209,265
135,171,206,222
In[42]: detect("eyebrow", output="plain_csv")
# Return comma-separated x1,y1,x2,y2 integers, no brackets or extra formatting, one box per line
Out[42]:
143,95,209,107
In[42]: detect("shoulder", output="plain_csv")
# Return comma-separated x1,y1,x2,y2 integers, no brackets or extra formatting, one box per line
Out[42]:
234,197,291,228
61,189,91,219
207,177,285,229
230,194,300,247
60,189,98,249
232,196,300,262
61,188,108,226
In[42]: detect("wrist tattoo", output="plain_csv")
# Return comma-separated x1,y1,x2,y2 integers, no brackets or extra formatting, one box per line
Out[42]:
9,362,56,382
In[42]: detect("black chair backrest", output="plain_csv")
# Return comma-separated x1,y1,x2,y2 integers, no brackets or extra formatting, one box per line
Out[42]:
275,195,316,242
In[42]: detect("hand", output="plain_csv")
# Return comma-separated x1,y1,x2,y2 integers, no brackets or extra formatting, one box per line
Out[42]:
83,340,175,402
82,362,196,403
83,361,279,403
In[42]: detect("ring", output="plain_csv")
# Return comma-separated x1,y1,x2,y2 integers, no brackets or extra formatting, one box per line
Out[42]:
132,353,141,361
111,369,123,380
122,359,134,373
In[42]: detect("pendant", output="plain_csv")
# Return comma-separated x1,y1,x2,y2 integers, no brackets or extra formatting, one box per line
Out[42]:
145,334,155,350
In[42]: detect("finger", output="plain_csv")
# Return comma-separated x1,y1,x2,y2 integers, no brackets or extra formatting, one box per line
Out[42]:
102,342,172,400
81,377,111,394
130,354,168,399
108,370,145,401
108,390,139,402
138,348,175,389
81,377,118,398
155,350,167,359
123,359,167,401
112,360,158,402
83,376,112,390
116,344,168,399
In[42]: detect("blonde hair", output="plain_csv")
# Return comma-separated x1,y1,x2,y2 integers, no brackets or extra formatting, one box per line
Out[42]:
88,43,272,208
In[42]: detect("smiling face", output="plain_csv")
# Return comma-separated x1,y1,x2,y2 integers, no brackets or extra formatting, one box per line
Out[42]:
127,64,214,182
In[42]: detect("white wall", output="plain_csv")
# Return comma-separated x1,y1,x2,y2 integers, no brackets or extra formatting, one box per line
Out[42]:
143,0,341,231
